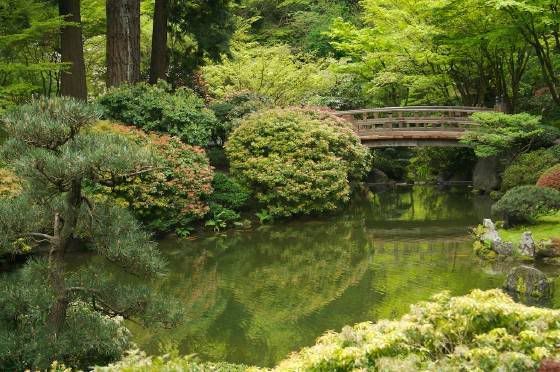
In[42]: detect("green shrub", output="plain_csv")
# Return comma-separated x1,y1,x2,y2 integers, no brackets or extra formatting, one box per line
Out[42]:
492,185,560,225
276,289,560,371
98,82,218,146
502,149,559,191
209,173,251,211
225,108,370,217
537,164,560,191
209,90,271,145
98,290,560,371
91,123,214,235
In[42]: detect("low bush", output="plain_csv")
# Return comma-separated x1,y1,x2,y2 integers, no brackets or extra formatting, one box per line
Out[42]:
205,173,251,229
209,90,270,145
537,164,560,191
98,82,218,146
225,108,370,217
91,123,214,235
492,185,560,225
502,149,559,191
98,290,560,371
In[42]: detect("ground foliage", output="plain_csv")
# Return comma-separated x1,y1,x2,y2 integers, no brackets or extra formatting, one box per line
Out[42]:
225,108,370,217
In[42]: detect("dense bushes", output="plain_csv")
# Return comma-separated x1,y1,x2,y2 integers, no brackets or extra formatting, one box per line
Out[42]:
206,172,251,227
502,149,560,191
100,290,560,371
91,123,213,235
492,185,560,225
98,82,218,146
537,164,560,191
226,108,370,217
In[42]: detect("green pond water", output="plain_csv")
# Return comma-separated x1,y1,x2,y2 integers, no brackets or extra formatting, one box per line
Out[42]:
117,186,560,366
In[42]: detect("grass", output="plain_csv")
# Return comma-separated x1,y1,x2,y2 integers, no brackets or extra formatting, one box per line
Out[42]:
498,213,560,242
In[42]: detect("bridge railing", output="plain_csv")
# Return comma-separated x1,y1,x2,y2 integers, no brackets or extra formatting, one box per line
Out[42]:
335,106,492,133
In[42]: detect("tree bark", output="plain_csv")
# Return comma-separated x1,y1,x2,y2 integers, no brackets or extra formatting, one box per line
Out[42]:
149,0,168,84
106,0,141,87
59,0,87,100
47,180,82,334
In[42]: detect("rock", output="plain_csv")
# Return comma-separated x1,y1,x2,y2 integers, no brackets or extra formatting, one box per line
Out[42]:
519,232,535,257
537,239,560,258
493,241,514,256
482,219,501,243
504,265,552,299
473,156,500,192
369,169,391,184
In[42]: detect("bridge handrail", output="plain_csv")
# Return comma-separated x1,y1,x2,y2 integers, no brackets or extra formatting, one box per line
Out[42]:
335,106,493,115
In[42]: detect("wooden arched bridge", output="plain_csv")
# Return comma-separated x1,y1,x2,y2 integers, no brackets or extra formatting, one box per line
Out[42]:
335,106,492,148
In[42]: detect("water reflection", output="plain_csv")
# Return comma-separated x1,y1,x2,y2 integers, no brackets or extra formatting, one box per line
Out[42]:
127,186,521,366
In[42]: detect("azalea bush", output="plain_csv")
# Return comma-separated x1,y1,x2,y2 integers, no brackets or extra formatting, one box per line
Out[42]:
98,82,218,146
91,123,214,235
226,108,370,217
492,185,560,225
99,290,560,371
537,164,560,191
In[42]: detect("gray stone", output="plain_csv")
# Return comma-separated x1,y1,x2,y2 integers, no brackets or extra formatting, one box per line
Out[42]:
504,265,552,299
482,218,501,243
473,156,500,192
493,241,514,256
519,231,535,257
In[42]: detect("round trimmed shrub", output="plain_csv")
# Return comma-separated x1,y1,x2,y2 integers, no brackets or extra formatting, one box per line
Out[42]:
98,82,218,146
91,123,214,235
501,149,559,191
492,185,560,225
225,108,370,217
537,164,560,191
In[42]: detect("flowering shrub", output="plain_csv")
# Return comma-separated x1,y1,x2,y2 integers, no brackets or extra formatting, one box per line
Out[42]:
225,108,370,217
98,290,560,371
492,185,560,225
91,123,213,235
98,82,218,146
537,164,560,191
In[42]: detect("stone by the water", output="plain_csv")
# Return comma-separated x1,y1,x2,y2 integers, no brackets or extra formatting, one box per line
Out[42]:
504,265,552,299
519,231,535,257
482,218,501,243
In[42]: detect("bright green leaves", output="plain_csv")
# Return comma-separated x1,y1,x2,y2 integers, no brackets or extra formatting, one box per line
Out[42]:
226,108,370,217
461,112,544,157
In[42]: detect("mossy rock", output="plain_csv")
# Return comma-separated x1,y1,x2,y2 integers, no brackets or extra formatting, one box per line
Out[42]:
504,265,553,299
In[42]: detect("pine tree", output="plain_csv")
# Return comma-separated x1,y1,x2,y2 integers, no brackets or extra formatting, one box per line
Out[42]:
0,97,181,370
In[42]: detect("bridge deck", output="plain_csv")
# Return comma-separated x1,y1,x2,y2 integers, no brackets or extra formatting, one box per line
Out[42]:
335,106,490,147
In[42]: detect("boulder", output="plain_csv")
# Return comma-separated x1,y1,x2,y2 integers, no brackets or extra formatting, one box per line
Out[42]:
493,241,514,256
504,265,552,299
473,156,500,192
537,239,560,258
482,218,501,243
519,232,535,257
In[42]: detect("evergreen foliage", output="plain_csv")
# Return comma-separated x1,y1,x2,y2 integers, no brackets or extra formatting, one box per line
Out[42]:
226,108,370,217
98,82,218,146
492,185,560,225
0,98,181,370
502,148,560,191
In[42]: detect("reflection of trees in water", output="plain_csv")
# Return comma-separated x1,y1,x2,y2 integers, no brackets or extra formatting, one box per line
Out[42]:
365,186,489,222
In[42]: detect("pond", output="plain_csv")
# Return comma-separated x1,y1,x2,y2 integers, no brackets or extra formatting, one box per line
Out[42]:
118,186,560,366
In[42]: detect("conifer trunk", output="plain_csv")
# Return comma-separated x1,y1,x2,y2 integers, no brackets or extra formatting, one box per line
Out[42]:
59,0,87,100
106,0,141,87
47,180,82,333
149,0,168,84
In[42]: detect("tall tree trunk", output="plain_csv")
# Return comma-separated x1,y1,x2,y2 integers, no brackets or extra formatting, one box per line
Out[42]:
59,0,87,100
149,0,168,84
106,0,141,87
